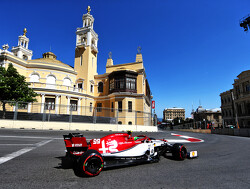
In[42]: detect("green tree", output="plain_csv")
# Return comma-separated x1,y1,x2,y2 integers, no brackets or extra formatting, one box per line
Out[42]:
0,64,37,118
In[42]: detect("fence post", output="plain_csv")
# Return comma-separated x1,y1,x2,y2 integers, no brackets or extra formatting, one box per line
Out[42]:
135,111,137,125
69,105,72,123
42,104,46,122
93,108,97,124
13,102,18,120
116,109,119,124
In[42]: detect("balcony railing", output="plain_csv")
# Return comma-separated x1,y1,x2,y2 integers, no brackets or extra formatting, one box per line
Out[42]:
28,82,86,93
76,41,86,48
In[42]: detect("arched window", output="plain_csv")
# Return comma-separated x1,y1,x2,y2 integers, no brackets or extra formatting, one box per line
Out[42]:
98,82,103,93
128,121,132,125
118,121,122,125
63,77,71,87
30,73,40,82
46,75,56,89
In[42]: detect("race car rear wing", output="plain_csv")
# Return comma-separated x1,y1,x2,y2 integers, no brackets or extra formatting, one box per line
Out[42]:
63,133,88,156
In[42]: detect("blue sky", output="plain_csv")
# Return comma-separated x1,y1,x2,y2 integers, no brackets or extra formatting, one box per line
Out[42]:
1,0,250,118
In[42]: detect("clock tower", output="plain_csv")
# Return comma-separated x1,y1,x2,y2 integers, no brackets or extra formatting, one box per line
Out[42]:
74,6,98,94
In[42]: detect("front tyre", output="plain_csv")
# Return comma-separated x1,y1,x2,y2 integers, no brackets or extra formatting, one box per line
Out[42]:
78,150,104,177
172,143,187,160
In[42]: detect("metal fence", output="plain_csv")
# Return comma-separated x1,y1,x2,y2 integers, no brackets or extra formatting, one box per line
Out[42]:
0,101,153,126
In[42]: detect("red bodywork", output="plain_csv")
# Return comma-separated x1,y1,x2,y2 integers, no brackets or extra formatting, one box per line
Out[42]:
64,133,143,157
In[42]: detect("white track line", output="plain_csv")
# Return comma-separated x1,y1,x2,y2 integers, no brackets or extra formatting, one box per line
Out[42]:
0,139,53,165
0,144,34,146
0,135,53,139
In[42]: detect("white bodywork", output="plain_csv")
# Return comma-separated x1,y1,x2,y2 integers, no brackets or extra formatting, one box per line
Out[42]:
102,140,165,157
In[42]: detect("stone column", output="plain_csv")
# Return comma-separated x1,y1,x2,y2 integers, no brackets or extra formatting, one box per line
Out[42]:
87,32,91,46
41,94,45,113
28,102,32,113
67,96,71,114
78,98,81,115
55,95,60,114
86,19,89,27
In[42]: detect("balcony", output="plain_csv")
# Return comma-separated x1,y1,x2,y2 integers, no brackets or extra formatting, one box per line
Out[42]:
91,44,98,53
28,82,86,94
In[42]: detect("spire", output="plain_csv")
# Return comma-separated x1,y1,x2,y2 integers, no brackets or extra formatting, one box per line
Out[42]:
23,28,27,36
87,6,91,14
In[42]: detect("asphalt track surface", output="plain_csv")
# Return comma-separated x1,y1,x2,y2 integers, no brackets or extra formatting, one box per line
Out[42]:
0,128,249,189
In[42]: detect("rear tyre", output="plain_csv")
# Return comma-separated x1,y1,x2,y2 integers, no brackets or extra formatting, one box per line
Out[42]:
172,143,187,160
78,150,104,177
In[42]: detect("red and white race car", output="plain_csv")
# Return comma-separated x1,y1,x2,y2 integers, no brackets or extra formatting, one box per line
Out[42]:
63,131,197,177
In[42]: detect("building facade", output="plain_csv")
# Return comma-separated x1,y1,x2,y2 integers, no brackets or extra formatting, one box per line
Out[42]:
220,89,235,126
163,108,185,121
220,70,250,128
0,7,152,126
191,106,222,128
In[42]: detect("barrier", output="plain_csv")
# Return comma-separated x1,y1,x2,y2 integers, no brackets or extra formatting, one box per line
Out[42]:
211,128,250,137
0,120,158,132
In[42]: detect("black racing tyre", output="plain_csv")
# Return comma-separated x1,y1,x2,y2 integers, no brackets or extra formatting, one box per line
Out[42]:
78,150,104,177
172,143,187,160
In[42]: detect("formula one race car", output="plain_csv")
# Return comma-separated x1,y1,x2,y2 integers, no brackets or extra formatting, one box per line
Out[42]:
62,131,197,177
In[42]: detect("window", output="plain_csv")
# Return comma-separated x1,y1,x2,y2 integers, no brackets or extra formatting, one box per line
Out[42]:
126,78,136,90
118,101,122,112
118,121,122,125
80,55,83,66
128,101,132,112
63,78,71,86
90,102,93,112
97,103,102,112
115,78,125,89
90,84,93,93
109,79,114,90
78,83,83,89
111,102,114,112
108,71,138,93
70,100,77,111
128,121,132,125
246,84,250,92
98,82,103,93
30,74,39,82
45,98,55,110
46,75,56,89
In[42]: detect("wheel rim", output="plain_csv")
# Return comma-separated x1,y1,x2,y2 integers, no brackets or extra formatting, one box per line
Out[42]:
84,156,103,176
180,146,187,159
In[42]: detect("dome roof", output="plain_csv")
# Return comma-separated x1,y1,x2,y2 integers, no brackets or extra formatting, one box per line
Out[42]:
197,106,206,113
28,52,74,70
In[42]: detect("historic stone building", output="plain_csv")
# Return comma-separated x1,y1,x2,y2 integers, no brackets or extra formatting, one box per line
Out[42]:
0,7,152,126
191,106,222,128
220,89,235,126
220,70,250,128
163,107,185,121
